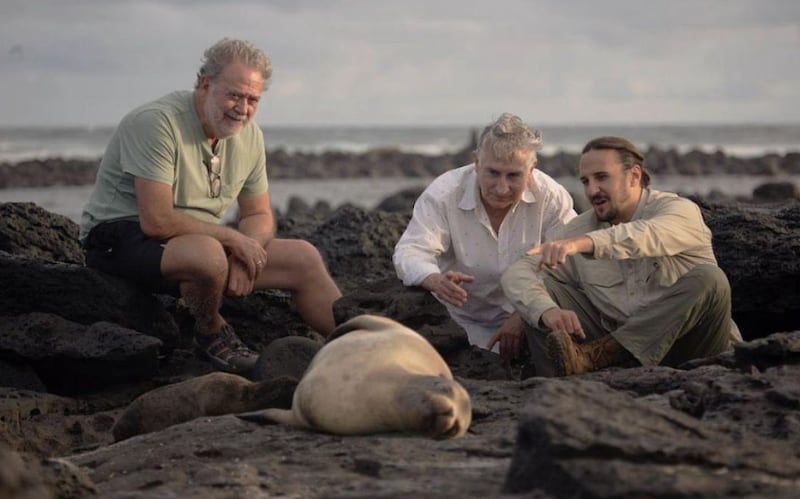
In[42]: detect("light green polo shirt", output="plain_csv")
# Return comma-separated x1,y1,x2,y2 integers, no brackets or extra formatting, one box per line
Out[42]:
79,90,268,242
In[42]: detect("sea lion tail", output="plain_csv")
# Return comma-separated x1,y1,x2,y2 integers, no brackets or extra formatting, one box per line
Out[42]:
236,408,297,426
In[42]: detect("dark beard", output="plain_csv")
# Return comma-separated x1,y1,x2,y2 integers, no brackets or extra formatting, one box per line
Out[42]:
597,208,617,223
591,195,615,223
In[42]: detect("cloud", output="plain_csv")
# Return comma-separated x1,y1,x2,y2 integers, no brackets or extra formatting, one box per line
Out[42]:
0,0,797,126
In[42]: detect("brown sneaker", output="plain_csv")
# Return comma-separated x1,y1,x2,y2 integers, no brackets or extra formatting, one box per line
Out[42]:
546,331,631,376
193,324,259,375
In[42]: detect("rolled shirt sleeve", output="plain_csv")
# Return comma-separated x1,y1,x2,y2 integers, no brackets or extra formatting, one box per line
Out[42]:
393,188,451,286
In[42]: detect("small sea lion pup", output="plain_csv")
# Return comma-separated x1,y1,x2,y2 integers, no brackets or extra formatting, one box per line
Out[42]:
112,373,296,441
238,314,472,438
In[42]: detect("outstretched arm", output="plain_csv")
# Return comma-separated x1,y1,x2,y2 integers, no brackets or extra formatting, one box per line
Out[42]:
526,235,594,271
588,196,712,260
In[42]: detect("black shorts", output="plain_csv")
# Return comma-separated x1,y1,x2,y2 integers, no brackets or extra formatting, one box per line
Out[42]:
83,220,178,295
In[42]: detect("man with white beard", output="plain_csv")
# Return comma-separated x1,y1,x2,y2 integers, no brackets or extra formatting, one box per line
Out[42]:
79,38,341,375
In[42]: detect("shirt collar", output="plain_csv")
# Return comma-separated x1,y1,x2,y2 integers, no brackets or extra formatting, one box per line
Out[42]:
631,187,650,220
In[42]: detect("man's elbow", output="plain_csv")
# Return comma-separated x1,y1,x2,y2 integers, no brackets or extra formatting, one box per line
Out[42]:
392,255,409,285
139,217,173,240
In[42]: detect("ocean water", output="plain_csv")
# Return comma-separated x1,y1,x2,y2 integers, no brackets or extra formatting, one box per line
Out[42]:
2,124,799,223
4,174,800,225
1,123,799,162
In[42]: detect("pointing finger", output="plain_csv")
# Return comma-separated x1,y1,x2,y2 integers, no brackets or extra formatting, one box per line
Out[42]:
526,246,542,256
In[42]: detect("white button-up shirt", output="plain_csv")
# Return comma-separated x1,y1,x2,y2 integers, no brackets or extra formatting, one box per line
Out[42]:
393,164,576,349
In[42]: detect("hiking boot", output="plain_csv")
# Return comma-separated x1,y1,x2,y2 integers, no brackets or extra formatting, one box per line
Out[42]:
193,324,259,375
546,331,631,376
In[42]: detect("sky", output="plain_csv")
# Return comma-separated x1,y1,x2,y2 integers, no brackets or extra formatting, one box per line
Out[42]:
1,0,799,127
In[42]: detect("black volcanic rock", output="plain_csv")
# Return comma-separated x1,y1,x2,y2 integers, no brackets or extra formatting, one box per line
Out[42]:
0,202,84,265
695,199,800,339
0,198,799,498
0,313,161,395
0,252,180,353
753,181,800,202
304,204,410,290
504,374,800,496
375,186,424,213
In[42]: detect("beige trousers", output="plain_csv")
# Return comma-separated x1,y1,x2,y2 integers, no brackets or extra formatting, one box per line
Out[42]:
524,264,735,377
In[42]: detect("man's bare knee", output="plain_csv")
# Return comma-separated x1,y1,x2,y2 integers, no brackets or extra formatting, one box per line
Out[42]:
164,235,228,280
292,240,327,273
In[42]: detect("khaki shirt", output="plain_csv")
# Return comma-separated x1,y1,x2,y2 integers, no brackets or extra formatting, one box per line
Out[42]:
503,189,741,340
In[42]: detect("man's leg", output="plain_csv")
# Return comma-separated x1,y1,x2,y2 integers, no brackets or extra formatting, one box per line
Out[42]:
86,222,256,374
524,275,608,377
614,264,733,367
253,239,342,336
161,234,229,337
162,234,259,373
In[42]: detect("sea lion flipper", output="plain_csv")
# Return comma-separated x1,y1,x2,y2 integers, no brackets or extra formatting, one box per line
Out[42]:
236,408,295,426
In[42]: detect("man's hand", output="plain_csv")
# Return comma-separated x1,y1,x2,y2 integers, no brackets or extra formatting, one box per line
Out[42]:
540,307,585,340
485,312,524,362
227,233,268,279
526,236,594,271
422,271,475,307
226,256,259,297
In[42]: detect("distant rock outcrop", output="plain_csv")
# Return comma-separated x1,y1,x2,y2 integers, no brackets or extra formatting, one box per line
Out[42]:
2,144,800,187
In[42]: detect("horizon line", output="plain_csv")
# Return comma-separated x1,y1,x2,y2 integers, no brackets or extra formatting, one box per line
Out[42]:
2,121,800,130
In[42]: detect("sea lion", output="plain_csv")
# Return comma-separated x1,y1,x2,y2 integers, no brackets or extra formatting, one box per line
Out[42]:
238,314,472,439
112,372,296,441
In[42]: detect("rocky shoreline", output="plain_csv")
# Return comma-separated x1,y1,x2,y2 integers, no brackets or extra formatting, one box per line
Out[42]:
1,191,800,497
2,143,800,189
